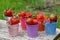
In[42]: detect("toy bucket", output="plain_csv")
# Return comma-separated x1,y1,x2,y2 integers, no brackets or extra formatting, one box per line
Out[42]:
7,23,19,37
44,22,56,35
38,22,45,31
26,24,38,38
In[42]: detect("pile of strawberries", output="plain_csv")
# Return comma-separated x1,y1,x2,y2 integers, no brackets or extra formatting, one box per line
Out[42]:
4,9,57,25
4,9,19,25
45,14,57,23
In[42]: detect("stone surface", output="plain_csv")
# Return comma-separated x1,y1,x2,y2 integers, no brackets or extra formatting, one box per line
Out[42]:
0,20,60,40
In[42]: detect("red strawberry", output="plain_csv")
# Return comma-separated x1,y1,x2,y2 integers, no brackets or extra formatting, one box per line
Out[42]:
45,19,52,23
26,18,33,25
53,15,57,22
49,18,53,22
37,13,44,21
10,17,19,25
19,11,25,17
33,19,38,25
50,14,57,22
4,10,12,17
25,12,31,18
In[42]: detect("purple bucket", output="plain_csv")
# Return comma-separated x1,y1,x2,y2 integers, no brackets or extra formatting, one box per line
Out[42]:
26,24,38,38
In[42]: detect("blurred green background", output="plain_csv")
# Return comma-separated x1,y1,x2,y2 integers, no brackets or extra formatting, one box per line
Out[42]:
0,0,60,29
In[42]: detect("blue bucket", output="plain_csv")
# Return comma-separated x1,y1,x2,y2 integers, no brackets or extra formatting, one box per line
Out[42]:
44,22,57,35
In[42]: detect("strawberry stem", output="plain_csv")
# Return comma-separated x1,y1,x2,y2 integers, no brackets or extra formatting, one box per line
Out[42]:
32,13,37,19
12,12,19,19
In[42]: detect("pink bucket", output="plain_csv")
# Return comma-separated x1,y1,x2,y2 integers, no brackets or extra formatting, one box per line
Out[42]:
7,23,19,37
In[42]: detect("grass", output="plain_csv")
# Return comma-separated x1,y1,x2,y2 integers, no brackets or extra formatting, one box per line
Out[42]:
57,38,60,40
49,5,60,28
0,0,27,19
0,0,60,29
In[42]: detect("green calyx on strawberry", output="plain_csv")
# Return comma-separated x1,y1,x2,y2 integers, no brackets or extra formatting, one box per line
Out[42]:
4,9,12,17
26,18,38,25
19,11,25,17
32,14,37,19
13,12,19,19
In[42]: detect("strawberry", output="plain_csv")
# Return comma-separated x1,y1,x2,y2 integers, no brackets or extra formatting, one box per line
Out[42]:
26,18,33,25
19,11,25,17
45,19,52,23
4,10,12,17
53,15,57,22
25,12,31,18
49,18,53,22
37,14,44,19
37,13,44,22
26,18,38,25
50,14,57,22
10,17,19,25
33,19,38,25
